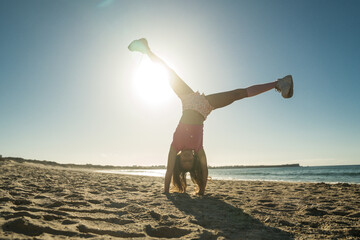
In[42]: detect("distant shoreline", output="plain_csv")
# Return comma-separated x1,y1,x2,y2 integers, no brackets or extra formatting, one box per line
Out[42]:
209,164,300,169
1,156,300,169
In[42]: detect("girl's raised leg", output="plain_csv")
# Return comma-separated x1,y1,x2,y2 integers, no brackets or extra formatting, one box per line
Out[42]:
128,38,194,99
147,50,194,99
205,81,277,109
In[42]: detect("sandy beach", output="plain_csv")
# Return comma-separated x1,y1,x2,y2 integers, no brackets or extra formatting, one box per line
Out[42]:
0,160,359,239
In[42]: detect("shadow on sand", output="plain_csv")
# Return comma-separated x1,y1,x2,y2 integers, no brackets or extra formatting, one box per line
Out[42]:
167,193,293,240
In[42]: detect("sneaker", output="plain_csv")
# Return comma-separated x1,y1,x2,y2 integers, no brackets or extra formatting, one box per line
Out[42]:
275,75,293,98
128,38,150,54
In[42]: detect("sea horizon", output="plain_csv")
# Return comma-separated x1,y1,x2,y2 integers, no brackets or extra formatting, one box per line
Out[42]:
2,156,358,168
97,165,360,184
2,156,359,184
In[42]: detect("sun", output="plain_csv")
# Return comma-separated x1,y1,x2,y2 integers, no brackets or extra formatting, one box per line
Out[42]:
132,56,172,105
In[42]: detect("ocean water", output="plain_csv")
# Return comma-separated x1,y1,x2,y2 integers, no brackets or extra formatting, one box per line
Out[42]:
98,165,360,184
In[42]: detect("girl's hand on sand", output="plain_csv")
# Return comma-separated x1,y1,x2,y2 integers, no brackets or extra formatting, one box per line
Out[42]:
197,190,205,196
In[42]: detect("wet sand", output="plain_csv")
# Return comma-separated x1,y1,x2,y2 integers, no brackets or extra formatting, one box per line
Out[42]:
0,160,359,239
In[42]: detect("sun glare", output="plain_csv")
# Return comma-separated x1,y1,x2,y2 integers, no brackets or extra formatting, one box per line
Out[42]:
132,56,172,105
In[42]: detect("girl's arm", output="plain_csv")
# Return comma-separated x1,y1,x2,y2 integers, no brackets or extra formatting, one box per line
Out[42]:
164,145,178,193
197,147,208,195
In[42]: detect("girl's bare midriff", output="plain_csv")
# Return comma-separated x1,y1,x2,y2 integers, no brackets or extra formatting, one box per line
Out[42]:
179,110,205,125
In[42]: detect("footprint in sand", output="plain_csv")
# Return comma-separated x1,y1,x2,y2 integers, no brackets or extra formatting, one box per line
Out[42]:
145,225,191,238
54,192,68,197
87,199,102,204
105,201,128,208
77,224,145,238
65,201,90,207
225,196,235,200
11,206,69,217
62,219,78,225
2,218,78,237
13,199,32,205
149,210,161,221
89,190,100,194
45,201,65,208
43,214,64,221
262,203,277,208
105,187,115,192
64,193,84,200
331,210,350,216
348,212,360,218
34,195,47,199
3,211,41,220
347,229,360,238
150,202,161,206
257,199,277,208
0,197,13,203
304,207,328,216
278,220,295,227
9,191,21,196
121,186,139,191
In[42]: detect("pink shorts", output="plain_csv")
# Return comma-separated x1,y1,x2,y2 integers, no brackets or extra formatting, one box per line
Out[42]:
171,122,203,152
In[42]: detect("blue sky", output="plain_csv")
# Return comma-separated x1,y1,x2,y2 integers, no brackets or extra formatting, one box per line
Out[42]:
1,0,359,166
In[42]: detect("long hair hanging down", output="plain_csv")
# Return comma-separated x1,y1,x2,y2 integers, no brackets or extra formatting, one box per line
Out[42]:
172,152,204,193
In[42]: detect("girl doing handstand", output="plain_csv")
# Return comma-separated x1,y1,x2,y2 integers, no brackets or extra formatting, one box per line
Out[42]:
128,38,293,195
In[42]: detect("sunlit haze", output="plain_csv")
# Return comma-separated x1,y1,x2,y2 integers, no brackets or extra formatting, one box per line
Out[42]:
1,0,359,167
132,56,171,106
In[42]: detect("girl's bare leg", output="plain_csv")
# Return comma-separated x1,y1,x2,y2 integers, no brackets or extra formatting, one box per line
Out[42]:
205,81,277,109
147,50,194,99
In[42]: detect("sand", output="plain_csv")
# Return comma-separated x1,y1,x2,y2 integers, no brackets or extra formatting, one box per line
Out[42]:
0,160,359,239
